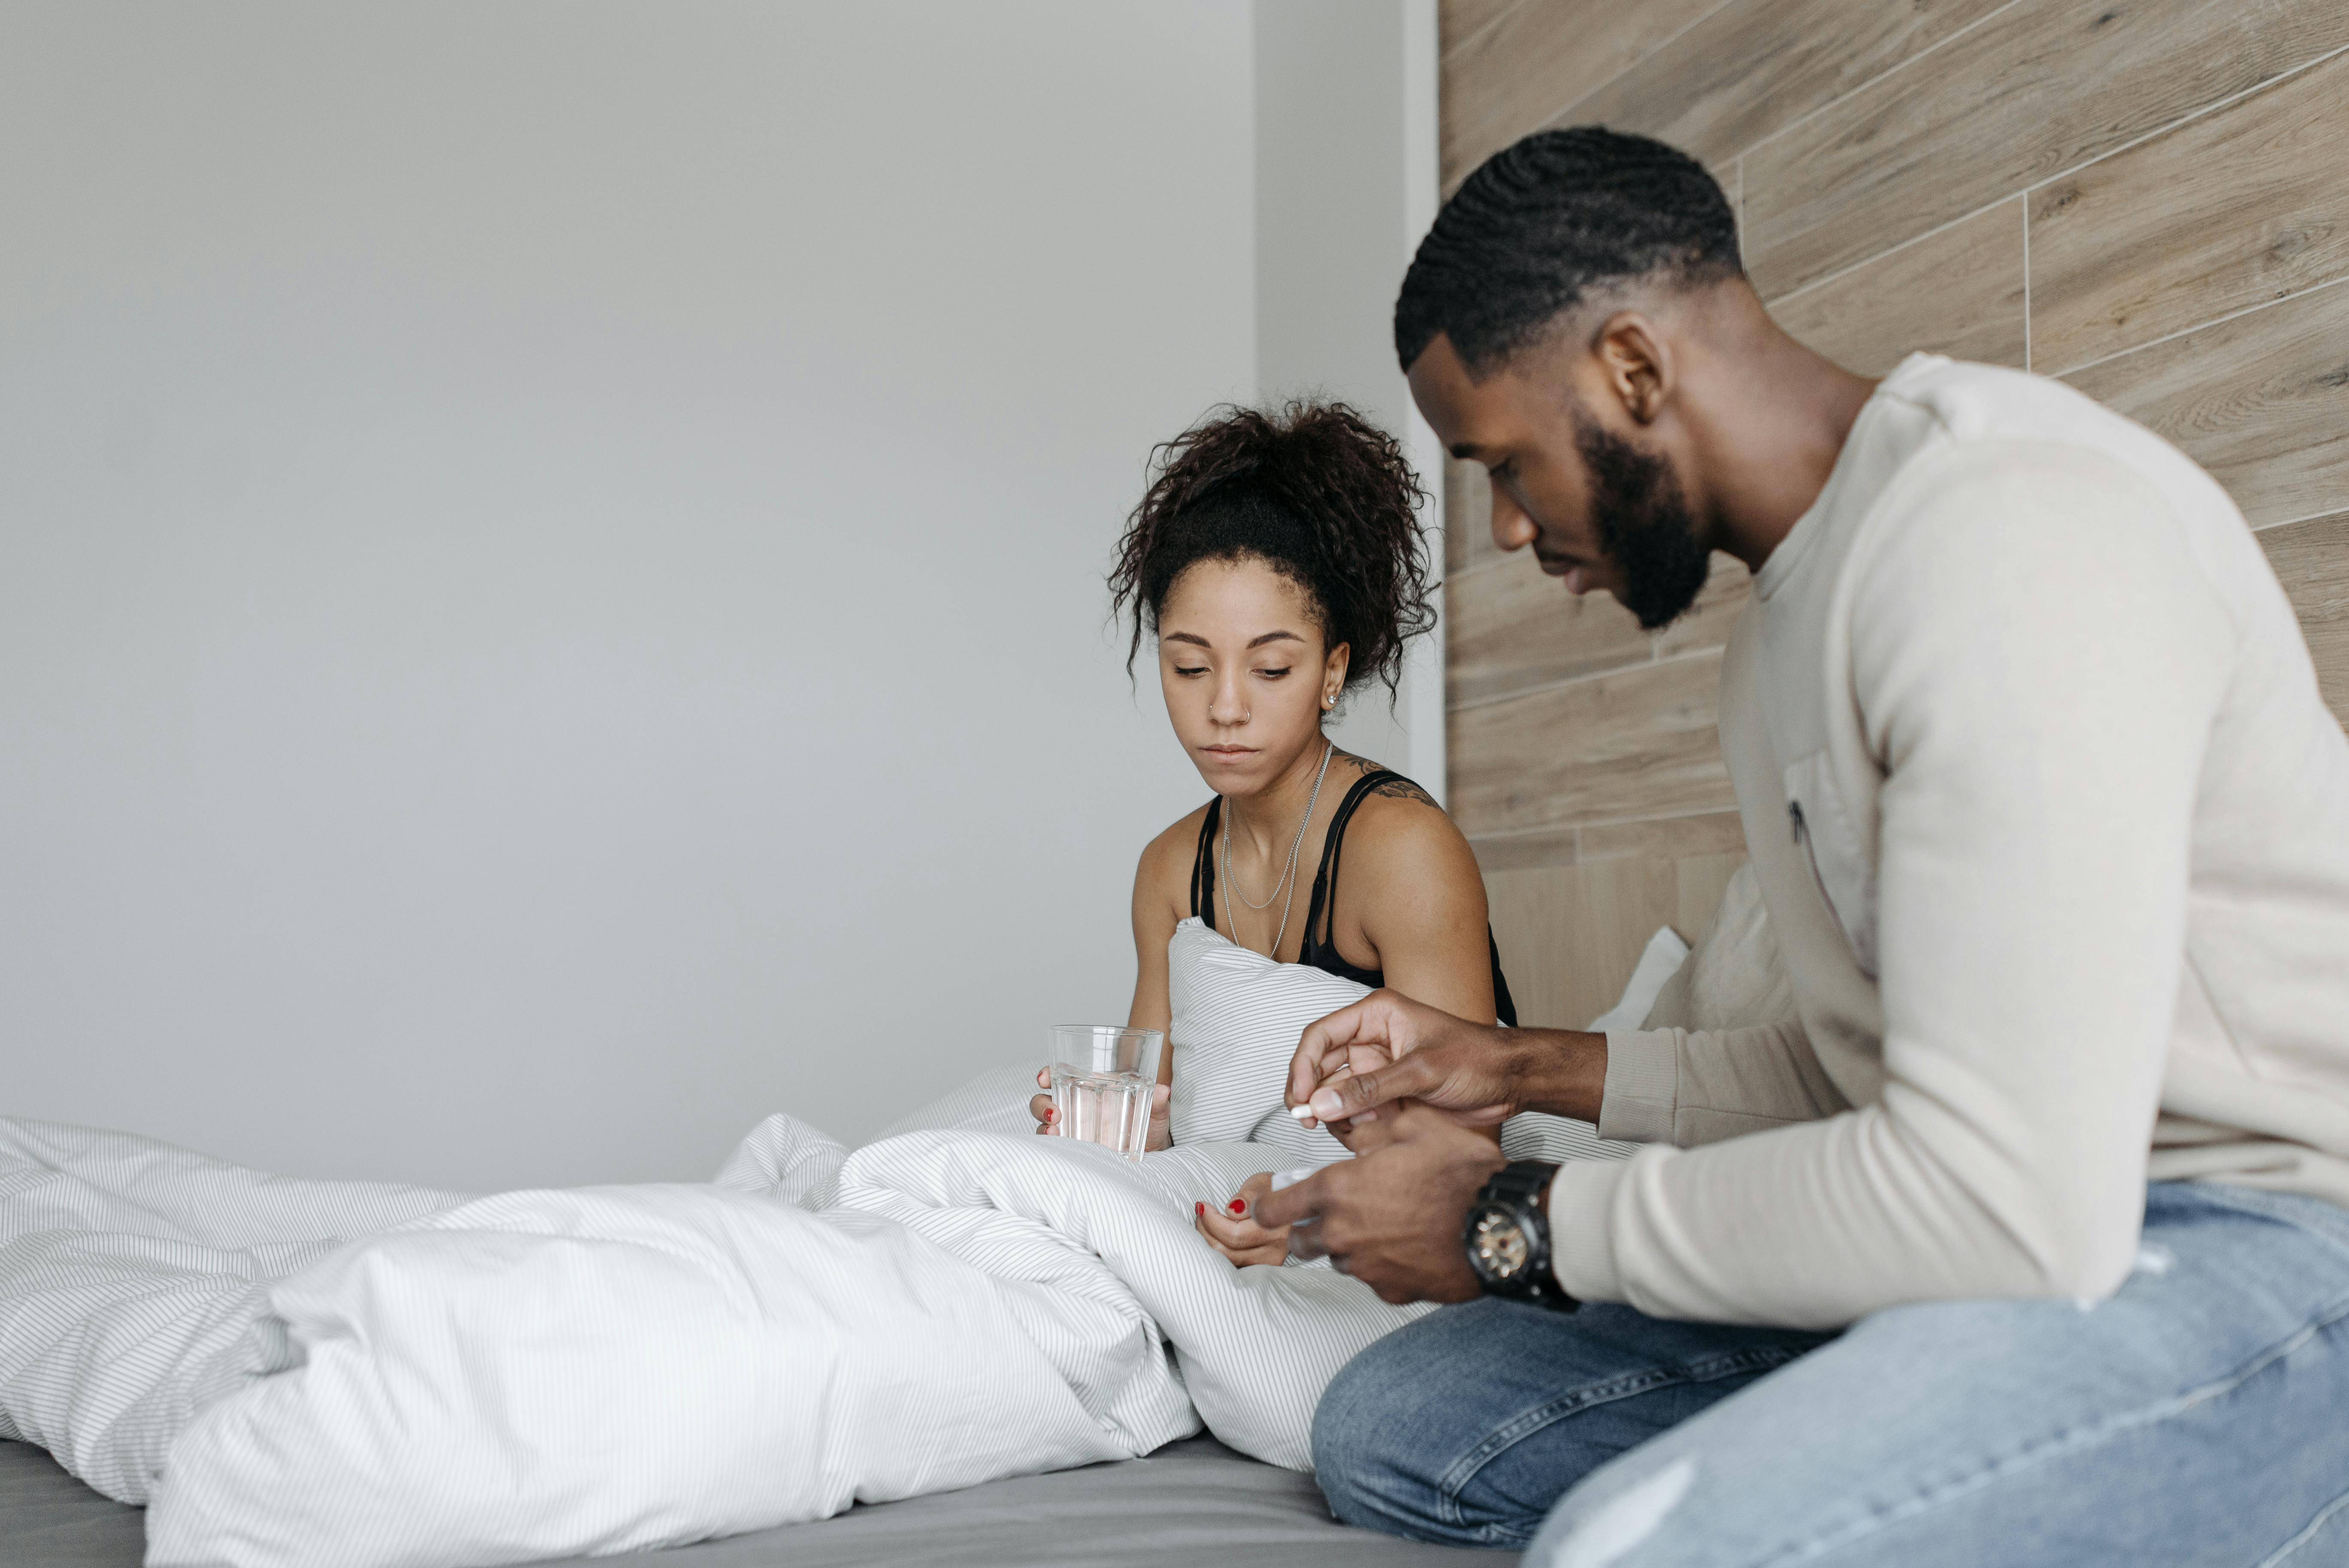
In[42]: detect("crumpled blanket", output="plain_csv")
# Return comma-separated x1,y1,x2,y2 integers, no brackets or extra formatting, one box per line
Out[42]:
0,916,1643,1568
0,1085,1428,1568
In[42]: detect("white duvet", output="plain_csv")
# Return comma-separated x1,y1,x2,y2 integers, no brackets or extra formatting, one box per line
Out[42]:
0,919,1641,1568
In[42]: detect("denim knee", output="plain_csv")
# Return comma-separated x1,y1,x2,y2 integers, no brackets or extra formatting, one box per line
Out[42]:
1310,1303,1551,1547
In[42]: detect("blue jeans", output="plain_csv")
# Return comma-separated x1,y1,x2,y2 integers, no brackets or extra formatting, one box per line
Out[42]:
1313,1182,2349,1564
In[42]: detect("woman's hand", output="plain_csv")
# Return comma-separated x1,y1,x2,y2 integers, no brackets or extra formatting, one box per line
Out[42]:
1194,1172,1287,1267
1031,1070,1173,1151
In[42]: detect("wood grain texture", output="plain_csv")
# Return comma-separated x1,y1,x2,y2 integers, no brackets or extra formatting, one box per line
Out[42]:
1468,826,1580,873
1441,0,1525,61
1486,857,1679,1029
1582,809,1750,862
1449,650,1736,836
2258,509,2349,729
1484,850,1747,1029
1440,0,1729,191
1470,808,1751,873
1447,553,1650,706
2065,280,2349,529
1563,0,2013,169
1767,198,2028,375
1653,554,1754,657
2030,52,2349,375
1744,0,2349,298
1444,455,1499,573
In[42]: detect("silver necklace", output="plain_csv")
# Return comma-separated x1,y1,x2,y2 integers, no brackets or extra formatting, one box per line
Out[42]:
1221,741,1334,959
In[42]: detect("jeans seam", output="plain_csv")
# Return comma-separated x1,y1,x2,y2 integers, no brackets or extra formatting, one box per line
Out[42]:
1745,1290,2349,1568
1435,1345,1807,1534
2258,1480,2349,1568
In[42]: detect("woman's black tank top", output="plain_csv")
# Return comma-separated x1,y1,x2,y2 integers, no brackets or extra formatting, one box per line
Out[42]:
1188,768,1519,1028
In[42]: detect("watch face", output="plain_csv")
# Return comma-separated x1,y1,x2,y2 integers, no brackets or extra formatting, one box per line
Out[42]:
1470,1206,1530,1282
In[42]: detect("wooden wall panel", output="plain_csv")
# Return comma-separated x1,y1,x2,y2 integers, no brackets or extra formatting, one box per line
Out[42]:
1562,0,2008,171
1487,851,1753,1030
1440,0,1725,191
1440,0,2349,1023
1767,198,2027,376
1440,0,1525,61
1743,0,2349,298
1443,456,1500,572
1448,554,1649,705
1487,858,1679,1029
1449,651,1736,835
2028,54,2349,375
1581,811,1749,865
2064,280,2349,530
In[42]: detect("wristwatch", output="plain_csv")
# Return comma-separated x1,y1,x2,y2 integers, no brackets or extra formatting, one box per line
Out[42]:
1464,1160,1579,1312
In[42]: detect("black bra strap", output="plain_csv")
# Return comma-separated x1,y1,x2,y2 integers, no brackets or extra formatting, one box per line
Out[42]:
1189,797,1221,931
1304,769,1406,954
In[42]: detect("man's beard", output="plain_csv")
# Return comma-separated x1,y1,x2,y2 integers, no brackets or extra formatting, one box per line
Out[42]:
1573,414,1712,630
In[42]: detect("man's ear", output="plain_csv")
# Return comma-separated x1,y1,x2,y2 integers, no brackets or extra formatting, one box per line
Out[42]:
1591,311,1673,427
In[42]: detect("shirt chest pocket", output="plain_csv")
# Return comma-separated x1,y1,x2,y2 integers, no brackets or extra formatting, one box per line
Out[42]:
1783,750,1879,978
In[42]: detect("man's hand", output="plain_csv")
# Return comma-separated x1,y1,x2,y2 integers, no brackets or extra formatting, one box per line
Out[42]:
1254,1104,1507,1304
1285,990,1607,1132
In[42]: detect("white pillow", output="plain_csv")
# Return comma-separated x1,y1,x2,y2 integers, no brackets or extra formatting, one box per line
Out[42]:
1588,925,1691,1032
1164,918,1634,1166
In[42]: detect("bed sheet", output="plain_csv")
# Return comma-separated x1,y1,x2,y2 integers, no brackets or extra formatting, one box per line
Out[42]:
1,1435,1509,1568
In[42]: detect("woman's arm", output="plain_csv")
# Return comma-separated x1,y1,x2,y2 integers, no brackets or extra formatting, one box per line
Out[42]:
1337,789,1499,1025
1037,820,1189,1141
1128,839,1178,1084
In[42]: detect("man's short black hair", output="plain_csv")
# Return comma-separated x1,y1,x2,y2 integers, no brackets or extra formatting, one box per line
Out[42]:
1394,127,1743,376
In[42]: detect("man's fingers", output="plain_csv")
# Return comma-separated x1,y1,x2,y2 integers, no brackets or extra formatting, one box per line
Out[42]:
1253,1167,1325,1231
1287,997,1399,1108
1306,1049,1436,1123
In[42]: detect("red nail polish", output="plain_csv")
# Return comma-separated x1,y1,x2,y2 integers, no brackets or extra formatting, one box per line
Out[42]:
1228,1199,1246,1215
1195,1202,1206,1217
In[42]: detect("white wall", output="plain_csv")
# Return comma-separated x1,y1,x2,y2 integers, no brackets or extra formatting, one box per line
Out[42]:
0,2,1255,1189
1254,0,1446,795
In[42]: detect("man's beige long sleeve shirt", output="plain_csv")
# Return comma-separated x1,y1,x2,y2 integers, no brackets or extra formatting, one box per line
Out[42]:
1554,355,2349,1329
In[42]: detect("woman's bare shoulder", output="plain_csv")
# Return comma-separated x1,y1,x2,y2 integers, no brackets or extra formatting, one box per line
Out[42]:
1134,800,1212,901
1329,758,1480,884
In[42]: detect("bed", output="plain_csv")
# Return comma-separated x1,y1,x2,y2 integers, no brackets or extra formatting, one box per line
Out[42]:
2,1432,1508,1568
1,913,1706,1566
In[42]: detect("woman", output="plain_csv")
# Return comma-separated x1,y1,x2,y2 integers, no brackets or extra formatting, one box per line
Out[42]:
1032,400,1516,1266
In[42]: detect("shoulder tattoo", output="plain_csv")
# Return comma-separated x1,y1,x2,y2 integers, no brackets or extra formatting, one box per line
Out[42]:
1366,776,1439,808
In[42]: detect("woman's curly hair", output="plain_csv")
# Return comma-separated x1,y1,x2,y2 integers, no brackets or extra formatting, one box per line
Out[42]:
1108,400,1436,703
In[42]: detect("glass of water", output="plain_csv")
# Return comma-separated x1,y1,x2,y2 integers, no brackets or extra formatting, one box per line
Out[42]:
1048,1025,1163,1163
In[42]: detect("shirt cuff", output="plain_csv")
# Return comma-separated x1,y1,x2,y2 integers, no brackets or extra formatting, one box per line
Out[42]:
1547,1158,1628,1304
1596,1027,1678,1144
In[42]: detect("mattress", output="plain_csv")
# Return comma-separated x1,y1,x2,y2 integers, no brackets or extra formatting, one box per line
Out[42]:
0,1435,1512,1568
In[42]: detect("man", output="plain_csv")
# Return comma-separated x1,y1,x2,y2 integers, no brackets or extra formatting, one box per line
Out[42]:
1257,127,2349,1565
